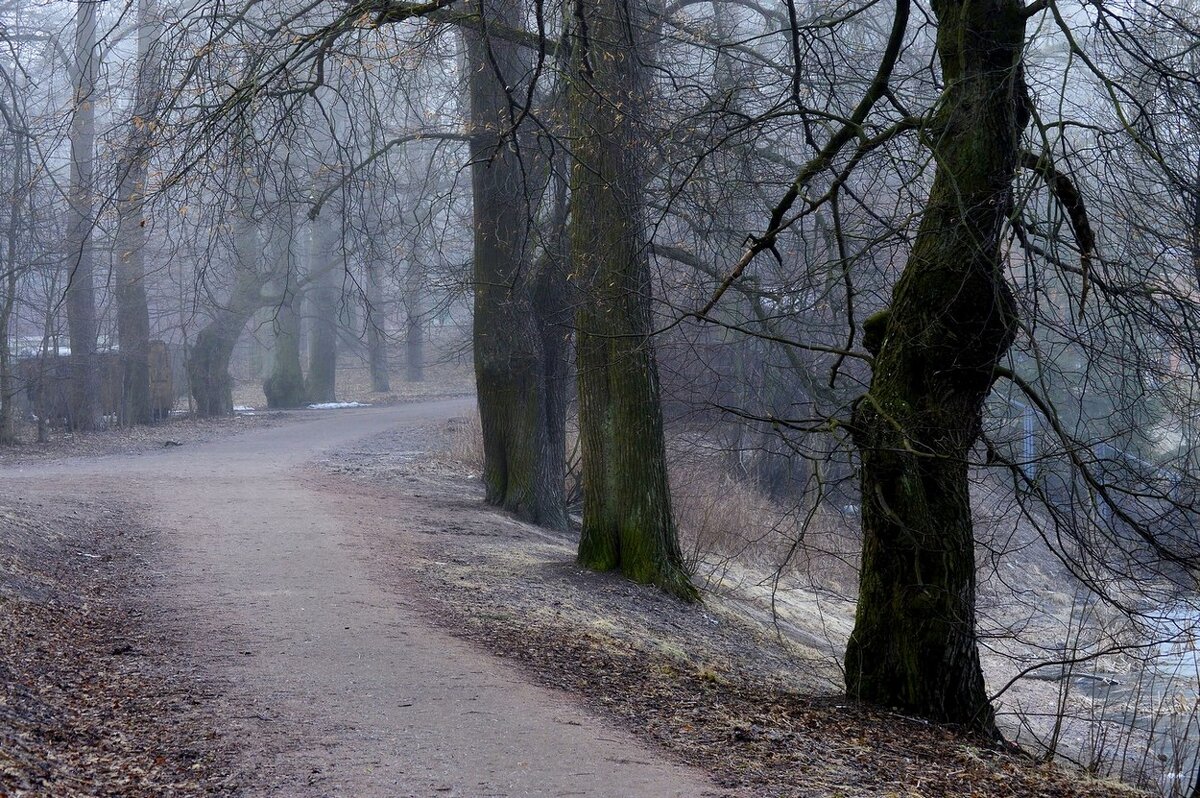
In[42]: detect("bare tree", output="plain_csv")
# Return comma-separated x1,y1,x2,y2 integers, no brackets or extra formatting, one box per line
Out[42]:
568,0,695,599
63,0,99,430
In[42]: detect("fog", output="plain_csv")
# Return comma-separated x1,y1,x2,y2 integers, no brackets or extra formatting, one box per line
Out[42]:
3,0,1200,793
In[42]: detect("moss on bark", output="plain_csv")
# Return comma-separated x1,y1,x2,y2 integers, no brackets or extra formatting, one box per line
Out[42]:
844,0,1030,734
568,0,696,602
467,0,569,531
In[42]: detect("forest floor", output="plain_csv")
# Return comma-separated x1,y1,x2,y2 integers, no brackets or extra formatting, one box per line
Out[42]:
0,397,1151,797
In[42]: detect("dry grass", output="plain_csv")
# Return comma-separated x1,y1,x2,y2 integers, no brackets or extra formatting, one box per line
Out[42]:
444,410,484,471
671,462,780,563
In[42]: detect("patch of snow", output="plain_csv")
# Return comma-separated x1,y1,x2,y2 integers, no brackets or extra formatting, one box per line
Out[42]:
233,405,256,412
307,401,370,410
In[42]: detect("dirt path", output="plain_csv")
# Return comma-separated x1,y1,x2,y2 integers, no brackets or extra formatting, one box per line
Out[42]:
3,399,727,797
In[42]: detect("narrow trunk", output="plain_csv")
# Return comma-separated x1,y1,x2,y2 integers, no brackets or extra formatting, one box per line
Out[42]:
0,260,15,445
404,257,424,383
114,0,162,427
844,0,1029,733
531,188,572,520
305,214,338,404
64,0,99,430
568,0,695,599
467,0,568,530
263,208,306,408
0,119,24,444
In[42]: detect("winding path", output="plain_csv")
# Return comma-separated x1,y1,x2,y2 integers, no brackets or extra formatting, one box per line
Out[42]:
4,399,725,797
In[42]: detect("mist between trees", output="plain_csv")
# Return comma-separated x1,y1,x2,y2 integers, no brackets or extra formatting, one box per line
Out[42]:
3,0,1200,792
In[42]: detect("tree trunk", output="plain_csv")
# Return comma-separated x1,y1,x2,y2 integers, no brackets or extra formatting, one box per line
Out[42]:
264,284,306,407
188,218,262,417
305,214,338,404
404,256,424,383
365,248,390,393
0,107,25,445
466,0,568,530
567,0,695,599
844,0,1030,733
64,0,99,431
113,0,162,427
0,234,16,445
263,208,306,408
0,296,13,444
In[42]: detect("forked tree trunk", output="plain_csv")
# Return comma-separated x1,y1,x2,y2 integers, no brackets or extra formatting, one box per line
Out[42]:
467,0,568,530
189,217,261,417
844,0,1030,733
567,0,694,600
64,0,99,430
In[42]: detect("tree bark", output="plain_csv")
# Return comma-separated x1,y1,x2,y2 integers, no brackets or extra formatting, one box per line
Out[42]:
263,210,306,408
113,0,162,427
365,240,390,393
0,146,20,444
305,214,338,404
567,0,695,599
844,0,1030,733
265,283,306,407
404,254,424,383
467,0,568,530
64,0,99,431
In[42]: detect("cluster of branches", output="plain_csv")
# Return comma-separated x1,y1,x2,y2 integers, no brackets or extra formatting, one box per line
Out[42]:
7,0,1200,778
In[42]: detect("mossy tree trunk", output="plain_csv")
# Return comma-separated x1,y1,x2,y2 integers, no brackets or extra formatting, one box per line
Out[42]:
305,214,338,404
844,0,1030,734
467,0,568,531
567,0,695,600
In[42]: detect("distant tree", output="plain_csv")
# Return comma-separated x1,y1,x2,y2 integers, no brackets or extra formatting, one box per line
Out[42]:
263,208,306,408
305,208,339,404
63,0,99,430
113,0,165,426
188,204,263,417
